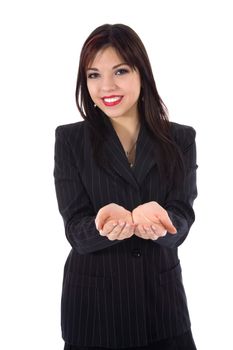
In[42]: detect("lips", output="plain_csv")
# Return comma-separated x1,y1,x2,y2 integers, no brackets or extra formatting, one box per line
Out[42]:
102,95,123,107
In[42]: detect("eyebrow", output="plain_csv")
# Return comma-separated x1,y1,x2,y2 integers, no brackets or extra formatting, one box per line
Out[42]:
86,63,129,71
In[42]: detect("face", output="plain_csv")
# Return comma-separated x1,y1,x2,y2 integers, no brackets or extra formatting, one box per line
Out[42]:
86,46,141,122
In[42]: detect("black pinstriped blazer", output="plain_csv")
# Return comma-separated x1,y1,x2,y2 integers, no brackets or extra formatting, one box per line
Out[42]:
54,117,197,348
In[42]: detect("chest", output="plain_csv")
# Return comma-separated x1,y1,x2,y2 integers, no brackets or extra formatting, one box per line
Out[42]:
78,157,168,212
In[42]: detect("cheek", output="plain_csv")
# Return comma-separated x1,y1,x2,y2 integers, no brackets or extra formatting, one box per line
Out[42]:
131,83,141,100
129,76,141,97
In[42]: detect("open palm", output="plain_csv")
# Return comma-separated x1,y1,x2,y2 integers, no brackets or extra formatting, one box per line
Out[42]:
95,203,136,241
132,201,177,240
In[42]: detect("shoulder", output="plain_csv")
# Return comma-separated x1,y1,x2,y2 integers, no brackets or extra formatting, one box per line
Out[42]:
169,121,196,150
55,120,85,136
55,121,88,145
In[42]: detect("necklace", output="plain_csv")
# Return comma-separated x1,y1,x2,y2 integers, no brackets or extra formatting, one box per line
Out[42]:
126,142,137,156
125,141,137,167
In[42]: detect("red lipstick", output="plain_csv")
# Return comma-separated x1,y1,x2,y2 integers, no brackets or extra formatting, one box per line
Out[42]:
102,95,123,107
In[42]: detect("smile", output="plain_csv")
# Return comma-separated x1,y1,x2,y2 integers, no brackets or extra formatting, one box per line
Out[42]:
102,95,123,107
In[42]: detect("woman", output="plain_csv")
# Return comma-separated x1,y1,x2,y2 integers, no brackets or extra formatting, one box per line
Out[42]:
54,24,198,349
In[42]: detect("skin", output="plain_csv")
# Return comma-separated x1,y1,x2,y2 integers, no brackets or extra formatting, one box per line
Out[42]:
86,47,177,241
86,46,141,152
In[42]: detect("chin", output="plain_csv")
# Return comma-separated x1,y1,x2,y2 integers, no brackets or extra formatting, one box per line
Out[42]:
107,114,124,120
103,111,123,119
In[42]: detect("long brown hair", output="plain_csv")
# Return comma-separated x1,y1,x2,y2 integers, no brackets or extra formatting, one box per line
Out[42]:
75,23,184,182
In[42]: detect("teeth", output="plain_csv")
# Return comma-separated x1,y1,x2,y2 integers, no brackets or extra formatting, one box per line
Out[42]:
104,97,121,103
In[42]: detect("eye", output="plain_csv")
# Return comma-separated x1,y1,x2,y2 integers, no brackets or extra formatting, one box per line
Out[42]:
115,68,130,76
87,72,100,79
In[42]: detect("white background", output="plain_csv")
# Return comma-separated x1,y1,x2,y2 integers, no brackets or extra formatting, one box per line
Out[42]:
0,1,232,349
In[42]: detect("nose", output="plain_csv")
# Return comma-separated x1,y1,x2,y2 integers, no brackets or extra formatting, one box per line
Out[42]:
101,74,117,92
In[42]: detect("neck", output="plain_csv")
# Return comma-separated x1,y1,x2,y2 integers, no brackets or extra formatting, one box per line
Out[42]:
110,115,140,141
110,115,141,153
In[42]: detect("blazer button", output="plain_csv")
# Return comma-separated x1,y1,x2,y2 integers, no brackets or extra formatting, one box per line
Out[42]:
132,249,142,257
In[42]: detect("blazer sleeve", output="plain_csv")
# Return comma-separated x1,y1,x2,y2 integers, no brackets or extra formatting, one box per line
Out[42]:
156,126,198,249
53,126,120,254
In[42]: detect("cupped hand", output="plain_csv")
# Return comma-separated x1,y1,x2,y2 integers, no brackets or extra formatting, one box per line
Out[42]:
95,203,136,241
132,201,177,240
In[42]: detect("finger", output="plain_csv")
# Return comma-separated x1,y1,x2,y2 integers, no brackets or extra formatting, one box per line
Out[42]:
142,225,160,240
107,233,120,241
99,221,118,236
95,207,113,230
135,225,151,239
118,223,136,240
151,225,167,237
134,227,143,238
127,226,136,238
151,234,159,240
137,224,146,235
160,230,167,237
95,214,109,231
136,225,150,239
106,221,126,240
156,211,177,234
116,223,130,240
143,225,154,237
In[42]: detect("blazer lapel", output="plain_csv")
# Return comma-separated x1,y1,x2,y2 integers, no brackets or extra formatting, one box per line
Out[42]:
133,122,159,184
102,118,159,188
103,120,140,189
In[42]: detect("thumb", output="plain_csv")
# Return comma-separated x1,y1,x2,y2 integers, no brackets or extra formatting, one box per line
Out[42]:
158,211,177,234
95,211,110,231
164,221,177,234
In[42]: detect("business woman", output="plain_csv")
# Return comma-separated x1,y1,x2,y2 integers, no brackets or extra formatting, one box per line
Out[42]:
54,24,198,349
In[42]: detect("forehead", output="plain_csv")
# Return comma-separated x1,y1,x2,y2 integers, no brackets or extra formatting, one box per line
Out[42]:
88,47,124,68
